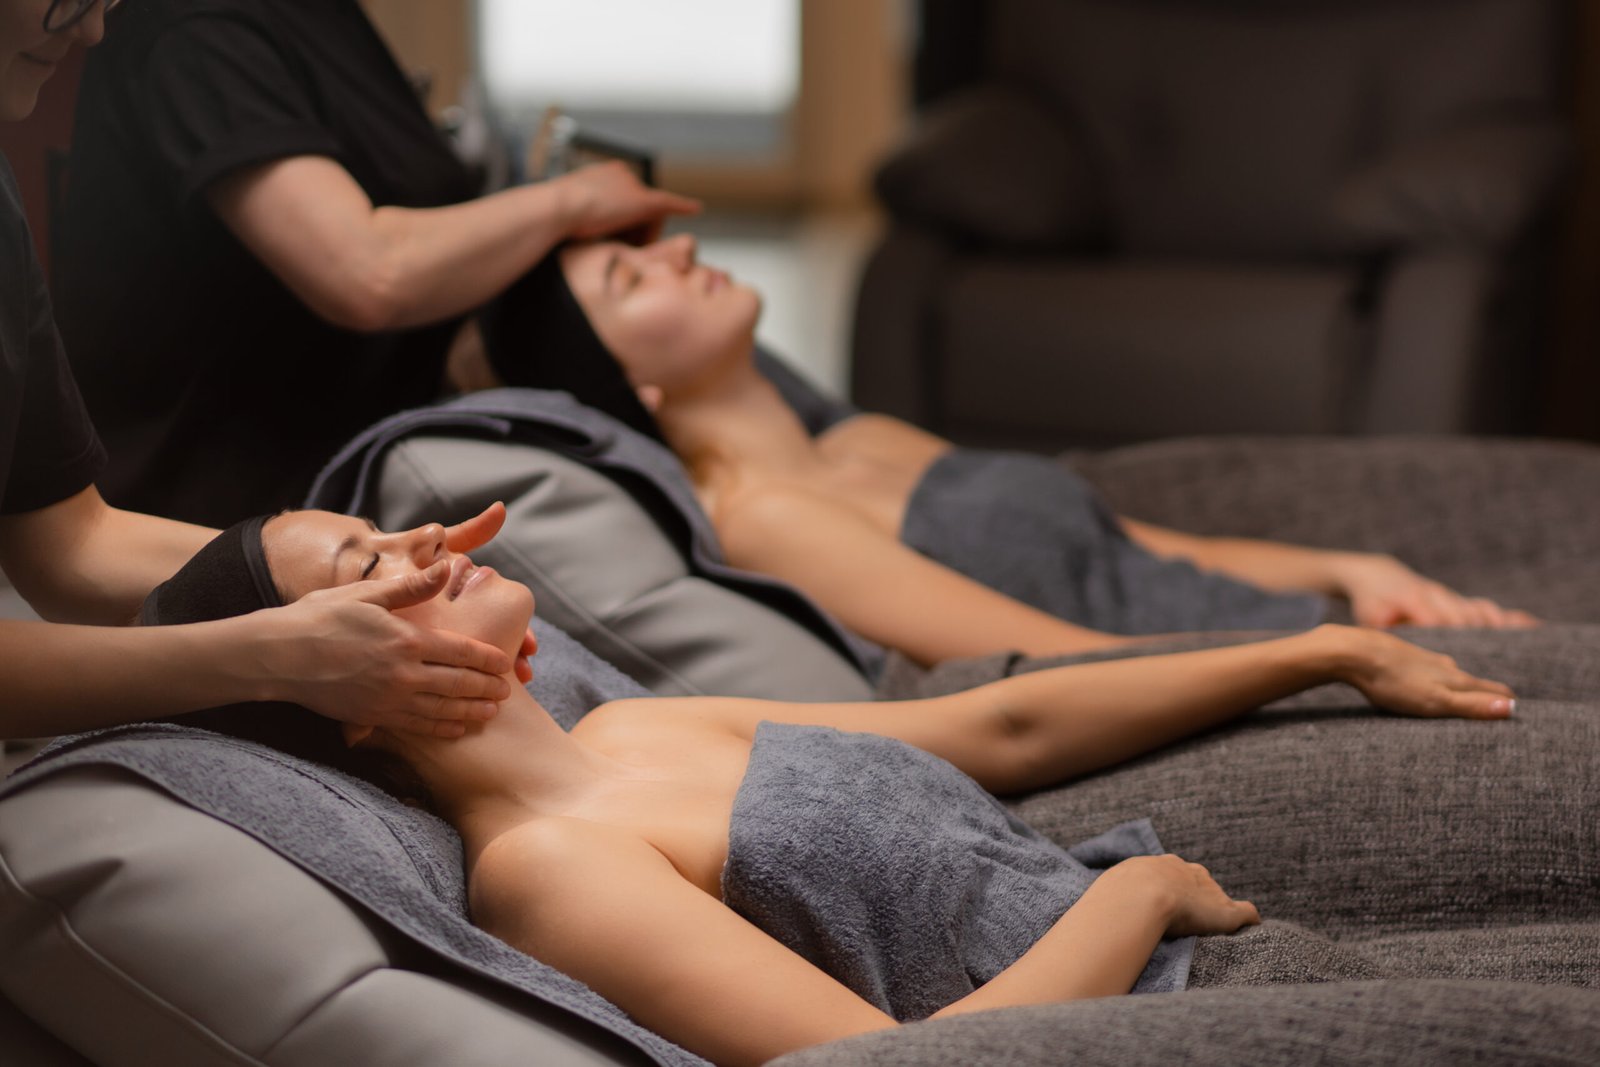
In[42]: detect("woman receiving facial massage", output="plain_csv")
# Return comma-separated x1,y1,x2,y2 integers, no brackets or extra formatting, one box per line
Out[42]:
137,506,1600,1067
481,235,1537,668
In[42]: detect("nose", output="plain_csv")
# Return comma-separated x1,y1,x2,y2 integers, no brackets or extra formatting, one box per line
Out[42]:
643,233,697,271
70,2,109,47
397,522,447,568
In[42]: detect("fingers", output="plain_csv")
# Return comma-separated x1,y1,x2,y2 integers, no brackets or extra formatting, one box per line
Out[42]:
651,188,702,217
444,502,507,554
1447,688,1516,719
413,653,512,700
358,560,449,610
514,627,538,685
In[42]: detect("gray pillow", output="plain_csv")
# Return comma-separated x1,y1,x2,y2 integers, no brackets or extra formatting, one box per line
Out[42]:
0,768,643,1067
372,435,875,702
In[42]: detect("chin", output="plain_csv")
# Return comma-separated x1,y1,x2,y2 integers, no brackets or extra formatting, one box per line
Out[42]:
0,86,40,122
480,576,537,657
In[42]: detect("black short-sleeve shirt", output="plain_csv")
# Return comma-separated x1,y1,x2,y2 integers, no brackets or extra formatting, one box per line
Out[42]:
56,0,479,527
0,153,106,516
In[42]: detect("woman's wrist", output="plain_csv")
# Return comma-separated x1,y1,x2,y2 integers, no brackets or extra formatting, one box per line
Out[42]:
1302,622,1373,685
1095,858,1183,931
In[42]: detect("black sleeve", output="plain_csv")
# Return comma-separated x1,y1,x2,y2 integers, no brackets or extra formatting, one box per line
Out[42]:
2,234,107,515
137,14,343,204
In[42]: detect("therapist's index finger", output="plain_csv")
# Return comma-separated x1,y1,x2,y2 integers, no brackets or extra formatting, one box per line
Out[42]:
443,501,507,554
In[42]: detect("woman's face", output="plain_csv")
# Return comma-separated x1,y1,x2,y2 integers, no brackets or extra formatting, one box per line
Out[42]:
0,1,105,122
560,234,762,395
262,510,535,660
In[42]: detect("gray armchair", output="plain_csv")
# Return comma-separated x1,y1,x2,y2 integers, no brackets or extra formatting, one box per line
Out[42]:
853,0,1574,450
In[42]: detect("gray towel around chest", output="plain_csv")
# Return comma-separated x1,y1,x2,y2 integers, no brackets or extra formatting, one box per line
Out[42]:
901,448,1328,635
721,722,1194,1021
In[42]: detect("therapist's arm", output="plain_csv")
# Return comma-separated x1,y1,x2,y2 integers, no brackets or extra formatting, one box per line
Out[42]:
208,156,700,333
0,490,517,739
0,485,213,625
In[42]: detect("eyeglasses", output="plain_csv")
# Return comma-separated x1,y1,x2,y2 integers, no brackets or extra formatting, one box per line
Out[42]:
42,0,122,34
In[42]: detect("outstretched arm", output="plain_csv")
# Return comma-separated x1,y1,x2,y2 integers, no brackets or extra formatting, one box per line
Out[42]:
631,625,1513,796
1121,518,1537,629
470,819,1254,1067
715,483,1132,665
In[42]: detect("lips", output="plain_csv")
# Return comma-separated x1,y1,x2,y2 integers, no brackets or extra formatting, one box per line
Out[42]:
446,555,481,600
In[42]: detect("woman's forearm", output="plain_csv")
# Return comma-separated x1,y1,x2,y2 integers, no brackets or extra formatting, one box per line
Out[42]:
930,867,1171,1018
984,626,1355,791
1121,519,1350,595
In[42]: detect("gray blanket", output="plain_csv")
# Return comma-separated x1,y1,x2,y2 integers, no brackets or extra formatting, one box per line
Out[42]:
904,448,1326,634
723,722,1192,1021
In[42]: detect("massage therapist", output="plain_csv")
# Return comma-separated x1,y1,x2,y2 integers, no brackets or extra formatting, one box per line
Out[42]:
54,0,700,527
1,0,523,741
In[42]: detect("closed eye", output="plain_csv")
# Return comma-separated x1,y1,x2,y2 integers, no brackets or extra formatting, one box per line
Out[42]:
361,553,380,579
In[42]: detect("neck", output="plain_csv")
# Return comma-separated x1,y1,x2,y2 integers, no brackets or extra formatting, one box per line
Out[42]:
653,342,814,485
385,679,617,843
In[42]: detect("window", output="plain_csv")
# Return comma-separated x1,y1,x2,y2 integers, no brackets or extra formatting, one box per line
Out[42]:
476,1,801,161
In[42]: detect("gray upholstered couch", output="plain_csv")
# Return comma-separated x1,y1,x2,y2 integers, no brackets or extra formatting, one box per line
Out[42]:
853,0,1574,450
3,434,1599,1065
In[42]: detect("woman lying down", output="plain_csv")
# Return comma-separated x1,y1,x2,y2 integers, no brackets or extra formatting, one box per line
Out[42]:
138,506,1597,1067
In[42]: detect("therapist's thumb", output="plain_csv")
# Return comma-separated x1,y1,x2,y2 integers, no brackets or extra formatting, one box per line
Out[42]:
358,561,450,611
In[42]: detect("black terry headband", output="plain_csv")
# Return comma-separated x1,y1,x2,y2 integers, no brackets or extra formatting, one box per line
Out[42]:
139,516,341,763
478,249,664,442
140,515,281,627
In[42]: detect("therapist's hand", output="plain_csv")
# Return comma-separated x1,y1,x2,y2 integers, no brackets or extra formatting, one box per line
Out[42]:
261,565,514,738
555,161,701,245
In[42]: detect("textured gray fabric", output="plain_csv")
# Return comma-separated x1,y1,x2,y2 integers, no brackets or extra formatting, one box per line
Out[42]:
901,448,1327,634
1068,436,1600,622
881,627,1600,939
526,617,651,730
721,723,1192,1021
1190,920,1600,989
769,980,1600,1067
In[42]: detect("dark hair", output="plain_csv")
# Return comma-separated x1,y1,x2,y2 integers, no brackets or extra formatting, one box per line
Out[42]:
140,516,434,809
478,249,665,442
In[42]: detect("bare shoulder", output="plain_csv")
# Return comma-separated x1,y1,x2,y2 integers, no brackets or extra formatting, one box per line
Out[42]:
469,816,662,935
573,696,757,748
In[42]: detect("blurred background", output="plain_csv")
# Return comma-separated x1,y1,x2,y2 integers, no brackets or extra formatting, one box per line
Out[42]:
4,0,1599,447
